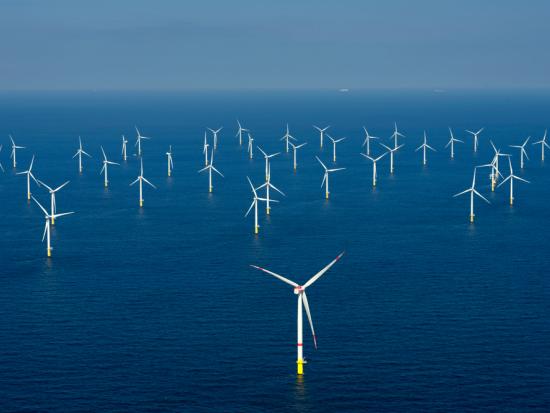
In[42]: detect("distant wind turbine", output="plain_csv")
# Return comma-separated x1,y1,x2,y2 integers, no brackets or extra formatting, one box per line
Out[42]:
281,124,297,153
313,125,330,149
445,128,463,159
316,156,345,199
245,176,268,234
135,126,151,157
415,131,436,166
100,146,119,188
208,127,223,150
198,148,224,193
130,159,156,207
532,130,549,161
32,196,74,258
362,127,379,156
36,179,70,225
121,135,128,161
390,123,405,149
327,135,345,162
166,145,174,177
73,137,91,173
466,128,484,153
362,152,387,187
379,143,403,174
236,120,248,146
509,136,530,169
247,132,254,159
16,155,39,200
453,167,490,223
258,146,280,181
10,135,25,168
498,156,530,205
289,142,307,171
256,164,284,215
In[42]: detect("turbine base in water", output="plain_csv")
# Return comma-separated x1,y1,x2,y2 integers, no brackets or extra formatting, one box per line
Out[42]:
297,359,304,375
47,248,51,257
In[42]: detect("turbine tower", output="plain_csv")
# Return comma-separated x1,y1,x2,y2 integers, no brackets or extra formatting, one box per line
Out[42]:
316,156,345,199
453,167,490,223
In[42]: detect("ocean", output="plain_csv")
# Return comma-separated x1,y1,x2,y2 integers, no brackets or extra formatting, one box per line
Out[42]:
0,90,549,412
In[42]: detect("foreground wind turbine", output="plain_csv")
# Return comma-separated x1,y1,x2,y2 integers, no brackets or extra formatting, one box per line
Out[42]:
281,124,297,153
100,146,119,188
498,156,529,205
390,122,405,148
208,127,223,150
10,135,25,168
0,145,4,172
247,132,254,159
121,135,128,161
316,156,345,199
135,126,151,156
258,146,280,180
36,179,70,225
203,132,210,166
509,136,530,169
362,127,379,156
313,125,330,149
415,131,436,166
250,251,344,375
327,135,345,162
532,130,549,161
362,152,387,187
244,176,267,234
130,159,156,207
73,137,91,173
257,164,284,215
32,196,74,257
236,120,248,146
198,148,224,193
466,128,484,153
166,145,174,177
16,155,38,200
379,143,403,174
453,167,490,223
445,128,463,159
289,142,307,171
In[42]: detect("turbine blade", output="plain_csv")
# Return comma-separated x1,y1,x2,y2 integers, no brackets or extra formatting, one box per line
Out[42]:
250,265,299,288
303,252,345,289
302,291,317,349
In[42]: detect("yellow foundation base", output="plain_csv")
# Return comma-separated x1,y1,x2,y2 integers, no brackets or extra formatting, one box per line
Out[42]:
297,359,304,375
470,215,474,223
510,198,514,205
27,193,31,200
51,218,55,225
209,187,212,193
168,171,171,177
254,226,258,234
325,193,329,199
104,182,108,188
139,200,143,207
267,208,270,215
47,248,51,257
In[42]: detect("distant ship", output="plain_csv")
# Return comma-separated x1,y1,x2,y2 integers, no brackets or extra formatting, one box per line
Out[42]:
339,88,349,93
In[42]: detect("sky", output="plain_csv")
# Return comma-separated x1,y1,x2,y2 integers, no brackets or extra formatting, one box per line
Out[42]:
1,0,549,91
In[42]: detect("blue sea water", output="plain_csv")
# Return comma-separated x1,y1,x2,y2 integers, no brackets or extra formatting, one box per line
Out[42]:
0,90,549,412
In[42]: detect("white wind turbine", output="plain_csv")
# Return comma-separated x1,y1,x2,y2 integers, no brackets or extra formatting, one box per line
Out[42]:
244,176,268,234
16,155,39,200
73,137,91,173
135,126,151,156
247,132,254,159
258,146,280,180
509,137,530,169
379,143,403,174
203,132,210,166
445,128,463,159
250,251,345,375
100,146,119,187
488,140,509,191
32,196,74,258
208,127,223,150
466,128,484,153
130,158,156,207
10,135,25,168
313,125,330,149
36,179,70,225
327,135,345,162
0,145,4,172
453,167,490,223
121,135,128,161
198,148,224,193
362,127,379,156
532,130,549,161
236,120,248,146
390,122,405,148
498,156,529,205
362,152,387,187
281,124,297,153
256,164,284,215
415,131,436,166
316,156,345,199
289,142,307,171
166,145,174,177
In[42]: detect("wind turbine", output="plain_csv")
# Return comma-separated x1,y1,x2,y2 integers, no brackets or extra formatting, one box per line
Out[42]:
36,179,70,225
316,156,345,199
208,127,223,150
250,251,344,375
327,135,345,162
445,128,463,159
509,137,530,169
166,145,174,177
362,152,387,187
10,135,25,168
135,126,151,156
130,159,156,207
453,167,490,223
466,128,484,153
256,164,284,215
244,176,267,234
313,125,330,149
72,137,91,173
379,143,403,174
488,140,509,191
16,155,39,200
362,127,379,156
498,156,529,205
289,142,307,171
236,120,248,146
258,146,280,181
247,132,254,159
532,130,549,161
415,131,436,166
390,122,405,148
281,124,297,153
121,135,128,161
0,145,4,172
203,132,210,166
100,146,119,188
32,196,74,257
198,148,224,193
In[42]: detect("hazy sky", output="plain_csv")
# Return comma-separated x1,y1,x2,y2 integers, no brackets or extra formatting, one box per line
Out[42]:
1,0,549,90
